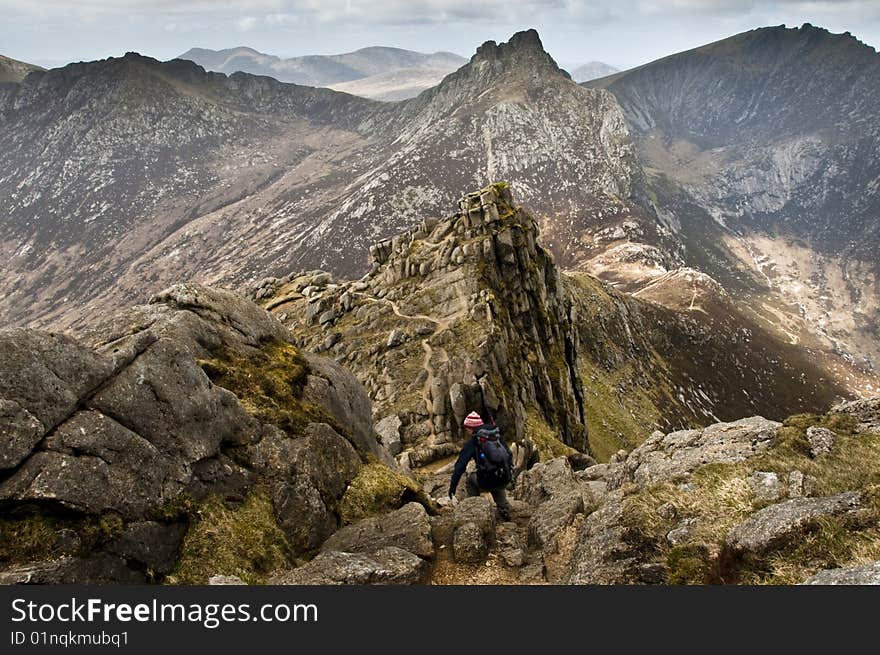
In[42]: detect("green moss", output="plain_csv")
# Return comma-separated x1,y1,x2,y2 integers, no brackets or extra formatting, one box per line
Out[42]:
79,513,125,547
525,407,577,461
167,487,290,585
667,544,711,585
0,511,127,565
146,493,198,523
198,340,336,438
0,515,60,564
488,181,516,218
337,463,424,524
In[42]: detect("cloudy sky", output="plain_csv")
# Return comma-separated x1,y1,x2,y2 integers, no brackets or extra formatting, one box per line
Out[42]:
3,1,879,70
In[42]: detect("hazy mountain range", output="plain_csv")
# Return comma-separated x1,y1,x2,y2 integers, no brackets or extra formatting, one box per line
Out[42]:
177,45,467,100
570,61,619,82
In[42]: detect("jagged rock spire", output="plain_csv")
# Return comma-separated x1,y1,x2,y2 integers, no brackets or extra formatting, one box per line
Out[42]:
469,28,571,79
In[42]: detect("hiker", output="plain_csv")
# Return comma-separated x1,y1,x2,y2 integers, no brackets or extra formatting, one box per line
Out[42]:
448,411,513,521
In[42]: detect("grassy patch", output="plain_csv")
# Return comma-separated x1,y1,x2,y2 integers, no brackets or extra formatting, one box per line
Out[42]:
146,494,198,523
667,544,712,585
748,413,878,497
166,487,290,585
198,340,335,438
337,463,425,525
579,360,663,462
617,406,880,584
525,407,577,461
565,272,674,461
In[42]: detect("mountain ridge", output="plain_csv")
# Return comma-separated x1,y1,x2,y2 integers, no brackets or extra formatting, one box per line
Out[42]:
583,23,880,382
1,184,874,586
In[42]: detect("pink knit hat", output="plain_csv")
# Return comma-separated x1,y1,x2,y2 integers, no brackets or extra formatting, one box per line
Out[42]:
463,411,483,429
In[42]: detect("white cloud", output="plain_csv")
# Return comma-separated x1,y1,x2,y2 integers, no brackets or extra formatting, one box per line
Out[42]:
4,0,879,27
237,15,258,31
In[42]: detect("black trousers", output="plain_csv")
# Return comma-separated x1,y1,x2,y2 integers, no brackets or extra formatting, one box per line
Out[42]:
465,472,510,513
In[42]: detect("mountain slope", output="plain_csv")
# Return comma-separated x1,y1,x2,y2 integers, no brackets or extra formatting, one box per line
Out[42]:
585,24,880,386
301,29,667,280
178,45,466,87
0,53,387,330
260,185,850,464
0,54,43,83
0,30,663,338
1,28,876,400
588,23,880,255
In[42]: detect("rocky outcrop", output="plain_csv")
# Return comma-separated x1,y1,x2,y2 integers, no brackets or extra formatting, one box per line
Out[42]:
725,493,862,554
268,184,848,473
806,427,835,457
0,283,393,583
270,184,588,465
831,397,880,433
747,472,784,503
452,496,497,564
563,491,645,585
514,457,592,553
801,561,880,585
321,503,434,559
270,547,429,585
561,403,879,584
250,422,364,553
610,417,781,488
0,554,146,585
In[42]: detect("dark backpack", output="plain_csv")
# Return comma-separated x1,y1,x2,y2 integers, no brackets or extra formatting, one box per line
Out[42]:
474,426,513,488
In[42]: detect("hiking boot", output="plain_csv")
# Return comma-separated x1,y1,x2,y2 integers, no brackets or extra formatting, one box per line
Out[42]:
498,507,511,522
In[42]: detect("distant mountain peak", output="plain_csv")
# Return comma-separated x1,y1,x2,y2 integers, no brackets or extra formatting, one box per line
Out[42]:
470,29,570,79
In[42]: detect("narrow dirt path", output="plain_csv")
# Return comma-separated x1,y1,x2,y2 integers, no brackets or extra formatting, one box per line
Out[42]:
352,291,458,436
